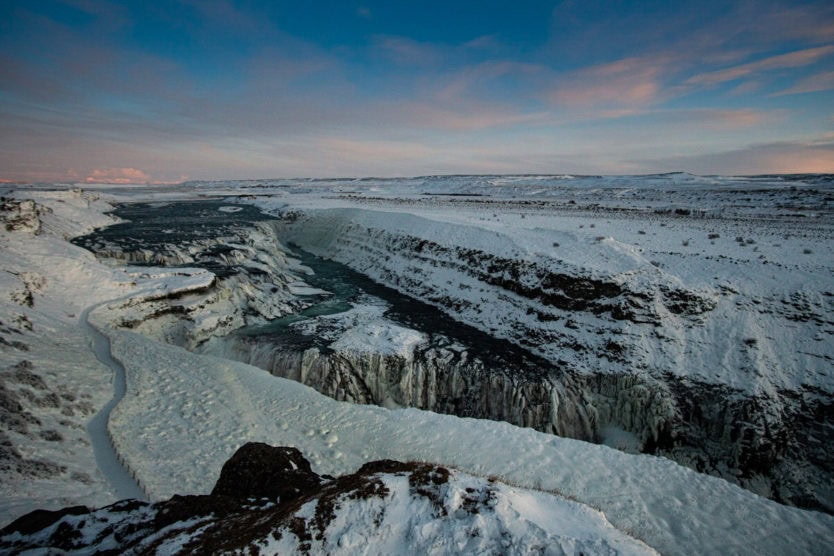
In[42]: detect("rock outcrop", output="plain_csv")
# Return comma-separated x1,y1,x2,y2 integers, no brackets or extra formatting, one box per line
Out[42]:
0,443,655,555
212,443,323,502
0,197,49,235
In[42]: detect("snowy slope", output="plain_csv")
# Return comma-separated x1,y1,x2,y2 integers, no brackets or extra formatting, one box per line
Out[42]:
0,192,138,521
253,186,833,510
0,191,238,522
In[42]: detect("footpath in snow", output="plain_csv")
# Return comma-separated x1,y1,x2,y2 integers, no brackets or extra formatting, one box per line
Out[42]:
81,301,147,501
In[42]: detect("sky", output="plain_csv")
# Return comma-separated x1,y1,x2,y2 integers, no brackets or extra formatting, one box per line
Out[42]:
1,0,833,183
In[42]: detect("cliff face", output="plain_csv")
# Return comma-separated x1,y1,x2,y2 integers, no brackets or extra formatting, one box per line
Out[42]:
204,334,601,442
271,209,725,382
204,323,832,511
265,208,833,512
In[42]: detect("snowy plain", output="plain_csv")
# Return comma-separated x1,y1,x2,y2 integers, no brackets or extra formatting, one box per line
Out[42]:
0,175,833,554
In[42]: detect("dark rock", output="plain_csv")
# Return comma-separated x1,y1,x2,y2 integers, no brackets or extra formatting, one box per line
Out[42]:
0,444,463,555
211,442,322,502
153,494,241,529
1,505,89,536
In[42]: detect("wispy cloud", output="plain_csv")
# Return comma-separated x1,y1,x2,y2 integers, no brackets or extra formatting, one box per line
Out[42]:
58,0,129,29
372,35,444,66
384,101,549,131
684,45,834,87
733,4,834,45
178,0,273,37
548,56,666,108
434,60,544,103
775,70,834,96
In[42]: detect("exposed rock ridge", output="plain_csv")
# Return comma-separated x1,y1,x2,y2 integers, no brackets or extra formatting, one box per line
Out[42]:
0,197,49,235
0,443,655,555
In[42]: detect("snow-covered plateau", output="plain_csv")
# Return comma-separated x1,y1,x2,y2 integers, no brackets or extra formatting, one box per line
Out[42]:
0,174,833,555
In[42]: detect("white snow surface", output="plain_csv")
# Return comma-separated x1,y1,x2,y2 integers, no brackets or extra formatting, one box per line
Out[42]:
1,180,833,555
294,301,428,358
0,191,139,519
261,471,656,555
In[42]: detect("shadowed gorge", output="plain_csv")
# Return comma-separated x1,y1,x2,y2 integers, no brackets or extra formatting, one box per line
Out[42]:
71,199,834,513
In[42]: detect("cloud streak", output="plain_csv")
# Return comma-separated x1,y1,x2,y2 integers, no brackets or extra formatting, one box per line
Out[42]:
549,56,665,108
685,45,834,86
775,70,834,96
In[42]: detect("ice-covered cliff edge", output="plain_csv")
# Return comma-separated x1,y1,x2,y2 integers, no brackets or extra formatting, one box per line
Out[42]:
270,206,830,393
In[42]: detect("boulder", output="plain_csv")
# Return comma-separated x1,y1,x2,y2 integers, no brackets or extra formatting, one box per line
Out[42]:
211,442,322,502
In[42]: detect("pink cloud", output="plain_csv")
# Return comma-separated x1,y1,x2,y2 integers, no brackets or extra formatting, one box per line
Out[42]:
84,167,152,184
549,57,665,108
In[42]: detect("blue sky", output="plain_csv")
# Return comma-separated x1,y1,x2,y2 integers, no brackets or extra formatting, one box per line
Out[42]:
1,0,833,183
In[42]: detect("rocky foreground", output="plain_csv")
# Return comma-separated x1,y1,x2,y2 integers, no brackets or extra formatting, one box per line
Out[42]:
0,443,654,555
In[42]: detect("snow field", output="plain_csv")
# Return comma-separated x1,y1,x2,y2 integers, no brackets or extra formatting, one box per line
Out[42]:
105,328,834,555
2,181,833,555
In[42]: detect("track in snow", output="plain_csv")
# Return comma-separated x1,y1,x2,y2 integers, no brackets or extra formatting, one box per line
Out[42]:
81,302,147,501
